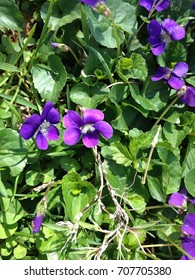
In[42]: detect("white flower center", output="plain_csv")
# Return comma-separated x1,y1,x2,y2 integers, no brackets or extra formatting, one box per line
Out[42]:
160,30,172,44
40,121,51,137
81,124,95,134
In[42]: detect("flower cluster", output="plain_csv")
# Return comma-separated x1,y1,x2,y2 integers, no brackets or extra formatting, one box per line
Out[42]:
20,103,113,150
144,0,195,107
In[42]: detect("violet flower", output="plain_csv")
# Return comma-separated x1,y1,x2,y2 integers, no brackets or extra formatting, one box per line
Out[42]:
151,62,188,90
139,0,170,12
63,109,113,148
20,101,60,150
32,213,44,234
181,214,195,260
147,19,185,55
168,187,195,213
179,86,195,107
81,0,110,16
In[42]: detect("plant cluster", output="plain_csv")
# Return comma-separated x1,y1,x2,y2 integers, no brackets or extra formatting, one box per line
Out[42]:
0,0,195,260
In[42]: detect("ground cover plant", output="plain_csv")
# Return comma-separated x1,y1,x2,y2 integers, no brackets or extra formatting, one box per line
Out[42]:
0,0,195,260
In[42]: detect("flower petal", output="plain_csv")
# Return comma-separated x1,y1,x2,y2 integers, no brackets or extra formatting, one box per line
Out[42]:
168,192,186,208
63,127,81,145
36,131,49,150
155,0,170,11
182,213,195,235
180,86,195,107
182,236,195,258
151,42,166,56
81,0,105,6
20,114,41,140
63,110,84,128
151,67,169,81
147,20,162,36
40,101,54,123
139,0,153,11
94,121,113,139
171,25,185,41
32,214,44,234
47,125,59,141
46,108,60,124
83,109,104,124
82,131,99,148
172,62,188,77
161,18,178,33
168,74,184,90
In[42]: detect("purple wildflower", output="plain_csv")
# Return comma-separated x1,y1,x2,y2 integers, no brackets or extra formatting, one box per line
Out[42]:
179,86,195,107
168,187,195,213
81,0,110,16
181,214,195,260
32,213,44,234
193,1,195,10
63,109,113,148
139,0,170,12
147,19,185,55
151,62,188,90
20,101,60,150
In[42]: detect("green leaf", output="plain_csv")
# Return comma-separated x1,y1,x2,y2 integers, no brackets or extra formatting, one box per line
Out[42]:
0,0,23,31
31,55,67,103
13,244,27,259
102,142,132,166
125,194,146,214
84,0,137,48
157,146,182,194
62,171,97,222
0,222,18,239
0,128,27,176
184,168,195,197
41,0,81,31
117,53,148,82
147,170,166,203
0,199,24,225
70,82,108,108
0,62,20,72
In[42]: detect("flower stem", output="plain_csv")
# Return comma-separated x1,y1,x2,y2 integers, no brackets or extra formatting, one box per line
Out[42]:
109,13,120,66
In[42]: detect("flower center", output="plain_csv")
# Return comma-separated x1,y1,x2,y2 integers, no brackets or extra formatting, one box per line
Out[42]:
164,69,171,80
81,124,95,134
160,30,171,44
40,121,51,137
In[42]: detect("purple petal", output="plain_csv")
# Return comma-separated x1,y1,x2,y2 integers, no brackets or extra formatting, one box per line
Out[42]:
63,127,81,145
94,121,113,139
189,198,195,205
182,236,195,258
168,192,186,208
181,255,189,260
63,111,84,128
36,131,49,150
40,101,54,123
147,20,161,36
47,125,59,141
161,18,178,34
151,42,166,56
151,67,169,81
182,214,195,235
83,109,104,124
139,0,153,11
180,86,195,107
81,0,106,6
32,214,44,234
155,0,170,11
82,131,99,148
171,25,185,41
172,62,188,77
20,114,41,140
46,108,60,124
168,75,184,90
